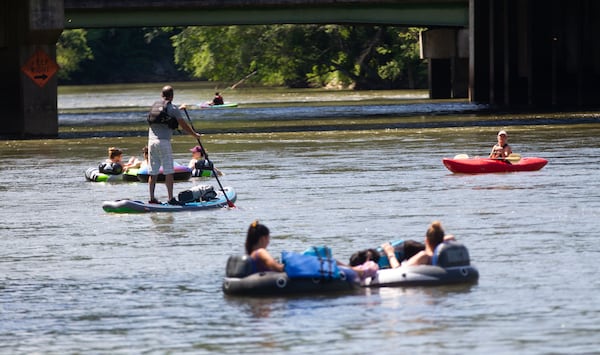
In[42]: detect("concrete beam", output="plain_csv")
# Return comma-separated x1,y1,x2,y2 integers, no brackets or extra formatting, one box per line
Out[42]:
421,28,468,98
420,28,468,58
64,1,469,28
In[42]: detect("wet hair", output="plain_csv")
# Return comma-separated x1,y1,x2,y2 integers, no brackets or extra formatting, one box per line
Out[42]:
108,147,123,159
142,146,148,156
245,220,270,255
426,221,445,250
349,248,380,266
162,85,174,100
403,239,426,259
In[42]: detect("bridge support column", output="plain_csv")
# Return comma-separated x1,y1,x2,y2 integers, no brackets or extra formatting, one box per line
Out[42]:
470,0,600,108
1,0,63,138
469,0,490,103
421,28,468,100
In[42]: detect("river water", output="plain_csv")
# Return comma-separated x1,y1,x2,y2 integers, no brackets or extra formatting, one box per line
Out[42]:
2,83,600,354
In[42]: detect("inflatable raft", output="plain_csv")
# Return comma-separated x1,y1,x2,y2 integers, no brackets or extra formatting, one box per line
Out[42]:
102,186,236,213
362,242,479,287
222,255,359,296
443,156,547,174
86,162,191,183
135,163,192,182
85,167,138,182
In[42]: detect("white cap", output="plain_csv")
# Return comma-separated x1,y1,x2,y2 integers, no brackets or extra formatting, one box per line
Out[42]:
498,130,508,136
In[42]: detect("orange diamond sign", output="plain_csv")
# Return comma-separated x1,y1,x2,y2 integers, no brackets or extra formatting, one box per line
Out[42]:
21,49,59,88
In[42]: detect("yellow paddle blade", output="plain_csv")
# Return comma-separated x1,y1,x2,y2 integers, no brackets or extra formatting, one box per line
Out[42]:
454,154,469,159
506,153,521,162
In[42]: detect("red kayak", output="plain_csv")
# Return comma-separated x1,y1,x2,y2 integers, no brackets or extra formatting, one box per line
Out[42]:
443,157,548,174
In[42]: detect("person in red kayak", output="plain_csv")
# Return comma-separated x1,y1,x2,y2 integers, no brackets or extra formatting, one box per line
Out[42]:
489,130,513,159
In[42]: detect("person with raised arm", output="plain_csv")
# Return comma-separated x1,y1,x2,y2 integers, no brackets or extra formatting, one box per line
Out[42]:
147,85,202,205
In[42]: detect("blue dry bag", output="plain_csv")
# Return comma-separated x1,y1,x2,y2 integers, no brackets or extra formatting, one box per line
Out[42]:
282,246,340,279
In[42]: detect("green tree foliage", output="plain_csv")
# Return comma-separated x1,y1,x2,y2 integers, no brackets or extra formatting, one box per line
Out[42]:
172,26,264,83
56,29,93,81
58,25,427,89
259,25,335,88
394,27,428,89
58,27,187,84
303,25,428,89
171,25,427,89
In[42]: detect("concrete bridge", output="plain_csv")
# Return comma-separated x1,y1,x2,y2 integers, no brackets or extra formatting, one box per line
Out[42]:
2,0,599,137
63,0,469,28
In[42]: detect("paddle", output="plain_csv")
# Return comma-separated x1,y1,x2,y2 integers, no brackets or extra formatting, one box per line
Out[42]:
182,108,236,208
212,71,258,95
493,153,521,163
504,153,521,163
230,70,257,89
454,153,520,162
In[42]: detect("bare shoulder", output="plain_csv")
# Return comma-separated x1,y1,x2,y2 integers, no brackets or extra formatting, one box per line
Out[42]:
255,248,272,259
405,251,428,266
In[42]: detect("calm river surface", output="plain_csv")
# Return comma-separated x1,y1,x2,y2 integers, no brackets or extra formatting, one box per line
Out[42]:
2,83,600,354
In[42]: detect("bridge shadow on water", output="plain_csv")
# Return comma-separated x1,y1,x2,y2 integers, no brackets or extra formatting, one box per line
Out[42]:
57,101,600,139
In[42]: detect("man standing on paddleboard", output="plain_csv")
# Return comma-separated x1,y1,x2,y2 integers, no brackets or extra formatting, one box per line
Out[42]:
148,85,202,205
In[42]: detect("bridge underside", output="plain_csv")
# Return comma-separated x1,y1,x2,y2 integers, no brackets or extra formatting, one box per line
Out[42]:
64,1,468,28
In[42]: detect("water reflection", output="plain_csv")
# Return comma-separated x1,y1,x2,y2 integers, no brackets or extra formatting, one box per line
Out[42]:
224,296,278,319
224,290,368,319
224,283,478,321
149,214,176,232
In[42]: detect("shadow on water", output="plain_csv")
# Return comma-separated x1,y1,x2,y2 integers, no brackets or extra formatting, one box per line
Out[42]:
50,82,600,139
57,101,600,139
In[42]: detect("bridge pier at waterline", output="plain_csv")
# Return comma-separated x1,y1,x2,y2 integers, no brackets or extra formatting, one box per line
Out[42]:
470,0,600,107
1,0,63,138
420,28,469,100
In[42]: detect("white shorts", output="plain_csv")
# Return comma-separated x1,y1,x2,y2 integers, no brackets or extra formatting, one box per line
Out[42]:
148,139,174,175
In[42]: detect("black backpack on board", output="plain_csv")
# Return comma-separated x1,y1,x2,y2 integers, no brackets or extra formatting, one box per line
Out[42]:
178,185,218,203
147,100,179,129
